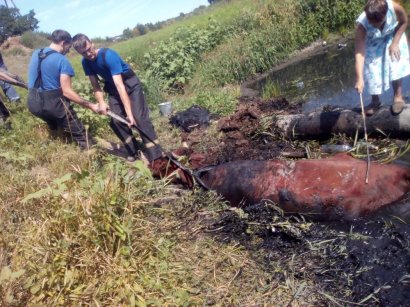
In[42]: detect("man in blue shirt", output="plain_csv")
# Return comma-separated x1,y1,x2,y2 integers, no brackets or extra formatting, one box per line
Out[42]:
72,33,162,162
27,30,100,150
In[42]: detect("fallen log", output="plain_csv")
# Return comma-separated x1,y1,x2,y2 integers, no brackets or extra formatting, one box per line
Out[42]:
275,106,410,139
197,153,410,220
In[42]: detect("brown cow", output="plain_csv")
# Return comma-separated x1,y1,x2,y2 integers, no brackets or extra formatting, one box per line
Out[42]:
197,153,410,220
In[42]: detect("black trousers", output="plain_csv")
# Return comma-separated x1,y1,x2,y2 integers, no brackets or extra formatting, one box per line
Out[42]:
106,75,162,161
27,88,94,150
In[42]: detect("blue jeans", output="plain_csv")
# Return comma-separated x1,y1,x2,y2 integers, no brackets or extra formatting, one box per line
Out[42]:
0,63,20,102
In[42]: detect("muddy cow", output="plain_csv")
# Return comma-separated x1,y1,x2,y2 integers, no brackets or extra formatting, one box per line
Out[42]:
197,153,410,220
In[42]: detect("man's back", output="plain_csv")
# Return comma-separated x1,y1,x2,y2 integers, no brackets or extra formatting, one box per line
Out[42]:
27,48,74,91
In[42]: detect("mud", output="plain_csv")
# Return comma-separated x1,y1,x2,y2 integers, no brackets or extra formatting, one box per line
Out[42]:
182,97,305,166
176,97,410,305
209,203,410,306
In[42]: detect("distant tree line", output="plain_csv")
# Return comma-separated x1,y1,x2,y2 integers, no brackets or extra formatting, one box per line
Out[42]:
120,5,208,41
0,5,38,43
208,0,226,4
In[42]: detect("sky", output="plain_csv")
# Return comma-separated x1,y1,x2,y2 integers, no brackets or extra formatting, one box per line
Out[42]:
12,0,210,38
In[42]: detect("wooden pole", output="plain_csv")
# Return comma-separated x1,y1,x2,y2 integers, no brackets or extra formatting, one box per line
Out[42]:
359,93,370,184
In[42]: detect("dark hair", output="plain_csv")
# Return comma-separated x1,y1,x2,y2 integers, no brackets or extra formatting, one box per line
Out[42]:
365,0,388,22
72,33,91,50
49,29,72,44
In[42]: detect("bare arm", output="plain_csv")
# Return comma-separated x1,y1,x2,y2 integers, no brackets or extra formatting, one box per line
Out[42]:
390,1,408,60
60,74,99,112
355,23,366,94
112,74,136,126
88,75,109,114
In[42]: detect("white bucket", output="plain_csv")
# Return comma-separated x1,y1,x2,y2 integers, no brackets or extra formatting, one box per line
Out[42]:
158,101,172,116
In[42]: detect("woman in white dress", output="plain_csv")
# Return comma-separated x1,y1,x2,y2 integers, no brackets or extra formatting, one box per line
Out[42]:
355,0,409,115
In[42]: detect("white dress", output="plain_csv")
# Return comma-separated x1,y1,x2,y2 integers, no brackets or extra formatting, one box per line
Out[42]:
356,0,410,95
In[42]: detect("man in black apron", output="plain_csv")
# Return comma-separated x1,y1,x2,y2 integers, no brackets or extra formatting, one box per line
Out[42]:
72,33,162,162
27,30,100,150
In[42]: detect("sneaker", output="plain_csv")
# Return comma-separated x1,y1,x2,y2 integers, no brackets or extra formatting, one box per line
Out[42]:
364,100,381,116
391,99,405,115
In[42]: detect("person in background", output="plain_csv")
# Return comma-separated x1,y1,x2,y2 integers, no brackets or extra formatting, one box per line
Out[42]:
0,52,21,103
72,33,162,162
355,0,410,116
27,29,100,149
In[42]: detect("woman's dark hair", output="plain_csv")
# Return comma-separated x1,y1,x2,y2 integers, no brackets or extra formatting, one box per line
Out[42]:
365,0,388,22
48,29,72,44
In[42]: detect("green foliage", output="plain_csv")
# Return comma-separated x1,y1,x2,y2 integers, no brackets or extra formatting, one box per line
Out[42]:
72,78,110,136
176,86,238,116
298,0,363,43
138,70,166,109
123,56,166,109
262,79,282,100
0,6,38,43
143,20,225,91
22,173,73,203
196,0,363,87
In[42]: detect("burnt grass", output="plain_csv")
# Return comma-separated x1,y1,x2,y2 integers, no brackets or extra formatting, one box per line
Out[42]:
174,97,410,306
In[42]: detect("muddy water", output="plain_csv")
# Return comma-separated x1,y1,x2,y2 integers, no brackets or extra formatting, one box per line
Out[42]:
252,41,410,113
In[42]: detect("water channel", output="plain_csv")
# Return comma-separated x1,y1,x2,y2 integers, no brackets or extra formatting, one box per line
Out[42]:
251,40,410,113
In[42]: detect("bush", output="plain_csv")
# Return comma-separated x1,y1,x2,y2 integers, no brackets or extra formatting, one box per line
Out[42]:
20,31,50,49
143,20,226,91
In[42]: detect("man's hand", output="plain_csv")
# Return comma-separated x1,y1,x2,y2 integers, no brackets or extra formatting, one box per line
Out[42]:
97,102,109,115
127,116,137,127
389,43,401,61
89,103,100,113
355,78,364,94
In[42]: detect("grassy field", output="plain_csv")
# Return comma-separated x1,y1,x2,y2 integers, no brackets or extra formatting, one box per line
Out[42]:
0,0,375,305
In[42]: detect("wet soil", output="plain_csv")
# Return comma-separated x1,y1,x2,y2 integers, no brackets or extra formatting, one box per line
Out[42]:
182,97,305,166
173,97,410,306
210,203,410,306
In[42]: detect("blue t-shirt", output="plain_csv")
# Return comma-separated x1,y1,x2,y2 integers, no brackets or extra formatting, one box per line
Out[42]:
82,48,129,89
27,47,74,91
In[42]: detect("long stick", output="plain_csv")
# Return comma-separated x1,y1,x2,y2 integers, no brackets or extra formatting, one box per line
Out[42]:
106,109,209,189
359,93,370,184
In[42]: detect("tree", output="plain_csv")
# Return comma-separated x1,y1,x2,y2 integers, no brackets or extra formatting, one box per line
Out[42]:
122,28,133,40
135,23,147,36
0,6,38,43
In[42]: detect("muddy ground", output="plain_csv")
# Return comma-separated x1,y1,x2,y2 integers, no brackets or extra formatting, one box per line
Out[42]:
180,97,306,165
171,97,410,306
